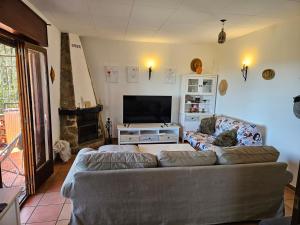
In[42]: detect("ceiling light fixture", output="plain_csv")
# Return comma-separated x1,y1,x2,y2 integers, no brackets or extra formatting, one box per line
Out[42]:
218,19,227,44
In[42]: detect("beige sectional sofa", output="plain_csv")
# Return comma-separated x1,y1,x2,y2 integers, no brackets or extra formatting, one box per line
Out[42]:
61,145,292,225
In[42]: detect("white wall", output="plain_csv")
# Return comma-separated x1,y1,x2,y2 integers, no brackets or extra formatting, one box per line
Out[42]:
80,37,217,136
47,26,61,144
215,18,300,185
69,34,96,107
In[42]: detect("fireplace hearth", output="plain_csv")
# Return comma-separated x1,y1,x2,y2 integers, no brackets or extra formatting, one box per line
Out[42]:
59,105,103,152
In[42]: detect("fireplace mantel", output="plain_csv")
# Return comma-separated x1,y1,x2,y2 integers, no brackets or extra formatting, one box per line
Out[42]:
58,104,103,116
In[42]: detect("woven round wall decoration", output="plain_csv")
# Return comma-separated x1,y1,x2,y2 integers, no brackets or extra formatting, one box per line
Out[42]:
190,58,202,74
219,79,228,96
262,69,275,80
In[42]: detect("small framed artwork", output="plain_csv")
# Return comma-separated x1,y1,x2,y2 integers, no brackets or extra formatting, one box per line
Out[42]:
105,66,119,83
164,68,176,84
127,66,139,83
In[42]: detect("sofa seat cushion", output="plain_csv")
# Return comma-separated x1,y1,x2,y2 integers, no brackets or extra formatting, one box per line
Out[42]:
215,146,280,165
98,144,139,152
158,150,216,167
186,131,217,151
76,152,157,171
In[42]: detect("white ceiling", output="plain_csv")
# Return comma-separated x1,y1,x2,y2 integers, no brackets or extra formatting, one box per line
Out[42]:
28,0,300,43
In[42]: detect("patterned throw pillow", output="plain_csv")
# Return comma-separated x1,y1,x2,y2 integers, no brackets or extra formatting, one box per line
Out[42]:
236,123,262,146
199,116,216,135
212,129,238,147
214,116,243,136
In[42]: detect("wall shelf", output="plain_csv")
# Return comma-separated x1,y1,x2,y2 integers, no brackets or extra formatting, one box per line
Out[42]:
179,74,218,140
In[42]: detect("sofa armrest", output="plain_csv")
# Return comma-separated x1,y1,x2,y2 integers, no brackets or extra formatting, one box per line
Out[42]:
61,148,95,198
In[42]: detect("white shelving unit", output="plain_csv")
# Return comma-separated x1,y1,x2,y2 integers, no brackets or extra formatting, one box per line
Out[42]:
179,74,218,140
117,123,180,145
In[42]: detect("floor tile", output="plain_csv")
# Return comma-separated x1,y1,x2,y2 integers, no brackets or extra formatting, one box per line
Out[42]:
27,204,63,223
39,192,65,205
24,193,43,207
58,203,72,220
56,219,70,225
20,206,35,224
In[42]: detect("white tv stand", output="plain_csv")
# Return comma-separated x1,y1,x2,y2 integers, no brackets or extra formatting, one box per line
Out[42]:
117,123,180,145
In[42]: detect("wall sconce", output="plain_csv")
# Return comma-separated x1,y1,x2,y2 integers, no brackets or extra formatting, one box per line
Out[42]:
241,64,248,81
241,59,250,81
146,59,155,80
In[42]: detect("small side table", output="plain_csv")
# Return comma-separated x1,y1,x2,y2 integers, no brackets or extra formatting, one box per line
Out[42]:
0,187,21,225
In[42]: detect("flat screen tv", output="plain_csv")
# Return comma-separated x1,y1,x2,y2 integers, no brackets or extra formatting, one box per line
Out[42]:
123,95,172,123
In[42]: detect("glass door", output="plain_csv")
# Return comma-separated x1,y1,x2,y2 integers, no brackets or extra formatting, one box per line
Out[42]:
186,78,199,93
0,41,26,202
24,43,53,190
200,77,216,95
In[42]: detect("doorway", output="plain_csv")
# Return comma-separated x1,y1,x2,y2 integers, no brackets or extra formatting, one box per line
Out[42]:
0,37,54,205
0,42,26,202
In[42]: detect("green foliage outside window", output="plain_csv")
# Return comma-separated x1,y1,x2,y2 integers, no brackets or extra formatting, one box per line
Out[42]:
0,44,19,114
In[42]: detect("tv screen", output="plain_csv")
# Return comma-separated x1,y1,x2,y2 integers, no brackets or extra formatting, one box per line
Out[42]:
123,95,172,123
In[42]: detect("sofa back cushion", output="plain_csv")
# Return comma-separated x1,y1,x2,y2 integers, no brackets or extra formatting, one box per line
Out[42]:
76,152,157,171
215,146,279,165
98,145,139,152
215,116,263,146
157,150,216,167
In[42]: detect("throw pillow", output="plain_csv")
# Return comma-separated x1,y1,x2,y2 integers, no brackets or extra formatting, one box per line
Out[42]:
199,116,216,135
212,129,237,147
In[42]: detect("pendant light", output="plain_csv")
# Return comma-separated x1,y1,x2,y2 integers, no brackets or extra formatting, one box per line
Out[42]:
218,19,227,44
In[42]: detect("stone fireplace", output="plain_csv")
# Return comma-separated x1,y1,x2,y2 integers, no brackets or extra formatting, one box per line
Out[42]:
59,33,104,153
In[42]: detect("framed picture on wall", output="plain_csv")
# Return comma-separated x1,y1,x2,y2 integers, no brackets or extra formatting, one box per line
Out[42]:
164,68,176,84
105,66,119,83
127,66,139,83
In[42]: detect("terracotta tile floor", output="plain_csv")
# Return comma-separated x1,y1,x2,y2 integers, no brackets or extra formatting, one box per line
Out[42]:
20,156,75,225
20,155,295,225
1,149,26,200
